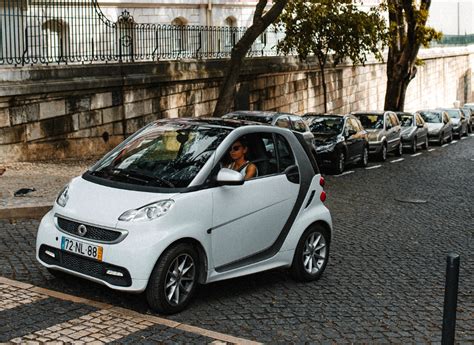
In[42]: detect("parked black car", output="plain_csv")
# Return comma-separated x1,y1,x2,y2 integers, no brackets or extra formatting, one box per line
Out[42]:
304,113,369,174
395,111,429,153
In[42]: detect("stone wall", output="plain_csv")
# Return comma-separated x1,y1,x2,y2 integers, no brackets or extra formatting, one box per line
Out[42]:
1,46,473,162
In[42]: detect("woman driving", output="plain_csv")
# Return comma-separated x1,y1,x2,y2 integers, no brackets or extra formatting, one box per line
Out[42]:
226,138,258,180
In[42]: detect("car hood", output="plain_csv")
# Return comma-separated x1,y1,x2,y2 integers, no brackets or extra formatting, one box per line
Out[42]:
365,129,383,141
313,133,338,145
426,123,443,132
451,118,461,125
56,176,179,228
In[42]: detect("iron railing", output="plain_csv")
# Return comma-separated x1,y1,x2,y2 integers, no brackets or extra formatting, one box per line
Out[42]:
0,0,285,66
434,34,474,46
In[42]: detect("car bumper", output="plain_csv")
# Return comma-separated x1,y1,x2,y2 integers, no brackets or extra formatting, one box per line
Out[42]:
368,141,383,154
36,211,158,292
315,150,337,166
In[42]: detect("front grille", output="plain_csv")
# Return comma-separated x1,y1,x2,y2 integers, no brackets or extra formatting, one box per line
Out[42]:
57,217,123,243
39,245,132,287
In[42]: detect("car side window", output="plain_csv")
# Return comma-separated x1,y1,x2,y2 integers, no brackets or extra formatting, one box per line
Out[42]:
416,114,424,126
385,115,392,129
275,134,295,172
349,118,361,132
344,119,355,135
292,118,308,133
390,114,399,126
275,116,291,129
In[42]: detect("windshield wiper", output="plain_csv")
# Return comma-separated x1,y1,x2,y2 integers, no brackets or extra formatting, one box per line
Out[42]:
98,167,175,188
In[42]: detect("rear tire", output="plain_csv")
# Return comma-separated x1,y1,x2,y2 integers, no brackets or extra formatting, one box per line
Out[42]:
290,225,330,282
146,243,199,314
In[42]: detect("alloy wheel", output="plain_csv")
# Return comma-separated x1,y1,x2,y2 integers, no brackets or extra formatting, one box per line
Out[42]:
412,138,417,153
382,145,387,161
164,254,196,306
337,153,345,174
362,147,369,166
302,232,327,275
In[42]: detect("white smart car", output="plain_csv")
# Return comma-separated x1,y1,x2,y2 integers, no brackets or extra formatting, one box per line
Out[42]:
36,118,333,314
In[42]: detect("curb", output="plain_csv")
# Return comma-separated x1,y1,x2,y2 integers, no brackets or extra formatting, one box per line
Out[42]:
0,276,262,345
0,205,52,220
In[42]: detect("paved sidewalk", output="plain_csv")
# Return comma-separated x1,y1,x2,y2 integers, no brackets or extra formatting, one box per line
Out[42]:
0,158,97,218
0,277,258,344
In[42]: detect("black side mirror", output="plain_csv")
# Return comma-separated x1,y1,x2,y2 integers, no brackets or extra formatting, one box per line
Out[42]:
346,129,357,137
417,123,424,128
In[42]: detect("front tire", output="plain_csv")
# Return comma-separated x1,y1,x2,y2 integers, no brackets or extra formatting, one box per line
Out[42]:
146,243,199,314
291,225,330,282
395,142,403,156
334,151,345,175
359,146,369,167
379,144,387,161
422,136,429,150
411,138,417,153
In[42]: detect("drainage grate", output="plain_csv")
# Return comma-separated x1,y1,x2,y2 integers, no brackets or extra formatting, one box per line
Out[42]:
395,198,428,204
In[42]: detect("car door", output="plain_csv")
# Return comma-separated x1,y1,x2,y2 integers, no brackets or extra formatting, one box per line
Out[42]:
343,118,358,161
416,114,427,143
210,132,300,271
386,113,400,151
349,117,366,161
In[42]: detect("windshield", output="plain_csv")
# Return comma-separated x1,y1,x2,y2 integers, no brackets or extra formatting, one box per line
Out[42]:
442,109,461,119
355,114,384,129
90,122,230,188
309,117,343,134
397,114,413,127
418,111,441,123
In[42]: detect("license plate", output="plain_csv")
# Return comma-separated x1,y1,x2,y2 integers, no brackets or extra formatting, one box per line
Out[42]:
61,236,103,261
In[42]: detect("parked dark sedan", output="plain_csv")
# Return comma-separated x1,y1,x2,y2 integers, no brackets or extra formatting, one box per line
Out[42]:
395,112,429,152
462,103,474,132
417,109,453,145
460,107,473,134
304,113,369,174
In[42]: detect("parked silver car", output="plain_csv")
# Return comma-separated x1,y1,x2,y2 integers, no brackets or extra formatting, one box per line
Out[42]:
352,111,402,161
460,107,473,133
396,112,429,152
462,103,474,133
417,109,453,145
438,108,468,139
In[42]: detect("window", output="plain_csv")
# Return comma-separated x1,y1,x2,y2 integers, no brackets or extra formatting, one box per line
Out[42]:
172,17,188,54
275,134,295,172
389,114,399,126
291,118,308,133
384,115,392,129
275,116,291,129
348,118,361,132
224,16,237,49
416,114,424,126
42,19,69,61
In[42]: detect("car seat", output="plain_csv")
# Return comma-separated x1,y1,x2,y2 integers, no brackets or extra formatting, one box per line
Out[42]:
246,135,277,176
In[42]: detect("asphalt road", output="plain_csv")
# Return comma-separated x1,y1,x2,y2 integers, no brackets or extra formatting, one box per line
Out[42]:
1,135,473,343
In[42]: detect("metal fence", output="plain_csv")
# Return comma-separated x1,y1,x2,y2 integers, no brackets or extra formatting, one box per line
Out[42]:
434,34,474,46
0,0,285,66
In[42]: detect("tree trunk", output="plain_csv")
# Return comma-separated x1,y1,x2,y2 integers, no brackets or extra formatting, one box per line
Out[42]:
319,63,328,113
213,0,288,117
384,0,431,111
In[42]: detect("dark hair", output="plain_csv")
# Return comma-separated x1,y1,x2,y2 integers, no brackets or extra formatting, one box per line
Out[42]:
236,136,249,148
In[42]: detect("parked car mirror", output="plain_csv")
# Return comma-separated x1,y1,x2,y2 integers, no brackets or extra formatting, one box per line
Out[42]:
417,123,424,128
216,168,245,186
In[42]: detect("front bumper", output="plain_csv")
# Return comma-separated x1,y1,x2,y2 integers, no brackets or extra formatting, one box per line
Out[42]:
368,141,383,154
36,211,157,292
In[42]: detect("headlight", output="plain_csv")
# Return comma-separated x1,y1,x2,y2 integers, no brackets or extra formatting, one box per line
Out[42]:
316,142,337,152
56,184,70,207
119,200,175,222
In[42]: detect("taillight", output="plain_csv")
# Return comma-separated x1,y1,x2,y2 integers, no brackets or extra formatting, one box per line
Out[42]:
319,176,325,187
320,191,327,202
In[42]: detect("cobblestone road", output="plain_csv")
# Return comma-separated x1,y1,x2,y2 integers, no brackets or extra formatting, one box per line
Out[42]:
0,136,473,343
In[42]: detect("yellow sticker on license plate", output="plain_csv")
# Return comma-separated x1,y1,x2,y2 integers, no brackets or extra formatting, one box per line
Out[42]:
61,236,103,261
